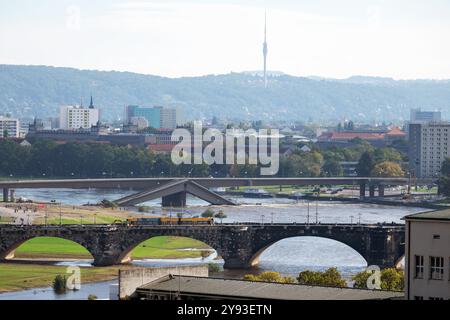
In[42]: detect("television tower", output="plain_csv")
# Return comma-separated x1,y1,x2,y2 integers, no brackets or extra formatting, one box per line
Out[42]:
263,12,268,88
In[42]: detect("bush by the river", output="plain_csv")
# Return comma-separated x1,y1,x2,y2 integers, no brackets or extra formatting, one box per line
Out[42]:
52,275,67,294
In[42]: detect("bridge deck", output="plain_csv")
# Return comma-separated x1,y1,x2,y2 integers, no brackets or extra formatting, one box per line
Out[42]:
0,177,410,189
0,223,405,229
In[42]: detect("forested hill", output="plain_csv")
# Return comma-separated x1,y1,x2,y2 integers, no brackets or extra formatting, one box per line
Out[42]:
1,64,450,122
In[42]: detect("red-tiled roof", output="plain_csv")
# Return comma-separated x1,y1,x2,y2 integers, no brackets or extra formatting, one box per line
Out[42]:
386,127,406,136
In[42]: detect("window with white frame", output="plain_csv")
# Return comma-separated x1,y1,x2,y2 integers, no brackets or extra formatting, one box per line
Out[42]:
415,255,424,279
430,256,444,280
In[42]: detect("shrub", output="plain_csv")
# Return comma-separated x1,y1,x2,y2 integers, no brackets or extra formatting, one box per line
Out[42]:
297,267,347,288
208,263,221,273
352,268,404,291
243,271,296,284
53,275,67,294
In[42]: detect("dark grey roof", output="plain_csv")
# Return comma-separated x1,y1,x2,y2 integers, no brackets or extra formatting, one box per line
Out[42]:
403,208,450,221
137,276,403,300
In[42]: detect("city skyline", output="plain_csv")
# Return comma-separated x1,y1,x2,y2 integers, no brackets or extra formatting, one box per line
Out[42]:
2,0,450,79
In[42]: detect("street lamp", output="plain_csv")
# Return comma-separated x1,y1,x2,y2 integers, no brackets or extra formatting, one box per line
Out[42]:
271,212,274,225
315,201,319,224
261,215,265,225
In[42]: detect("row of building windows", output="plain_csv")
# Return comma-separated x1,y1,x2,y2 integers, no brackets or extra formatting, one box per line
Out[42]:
414,255,446,280
414,296,445,300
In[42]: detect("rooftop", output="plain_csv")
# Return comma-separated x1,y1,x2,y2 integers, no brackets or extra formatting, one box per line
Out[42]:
136,275,403,300
403,208,450,221
386,127,407,136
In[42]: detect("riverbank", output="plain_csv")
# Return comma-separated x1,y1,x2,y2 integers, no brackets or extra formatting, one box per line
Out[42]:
0,262,121,293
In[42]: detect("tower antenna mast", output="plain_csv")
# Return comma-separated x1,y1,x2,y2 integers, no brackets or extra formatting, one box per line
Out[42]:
263,12,268,88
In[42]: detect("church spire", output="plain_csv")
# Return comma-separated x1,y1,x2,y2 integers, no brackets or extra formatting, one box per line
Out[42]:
89,94,94,109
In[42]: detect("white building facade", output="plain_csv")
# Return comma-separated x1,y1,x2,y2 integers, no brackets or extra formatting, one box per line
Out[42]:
159,107,177,129
0,116,20,137
408,122,450,178
404,210,450,300
59,105,99,130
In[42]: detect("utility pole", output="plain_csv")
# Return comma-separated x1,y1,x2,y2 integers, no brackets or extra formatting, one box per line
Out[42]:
307,201,310,225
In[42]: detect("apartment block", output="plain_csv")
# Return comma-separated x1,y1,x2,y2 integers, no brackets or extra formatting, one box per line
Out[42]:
0,116,20,137
408,122,450,178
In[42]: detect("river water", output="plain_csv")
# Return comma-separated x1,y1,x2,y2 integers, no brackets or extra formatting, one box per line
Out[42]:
0,188,428,300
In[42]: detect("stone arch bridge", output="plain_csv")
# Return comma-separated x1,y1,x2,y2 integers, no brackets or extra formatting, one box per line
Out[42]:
0,223,405,269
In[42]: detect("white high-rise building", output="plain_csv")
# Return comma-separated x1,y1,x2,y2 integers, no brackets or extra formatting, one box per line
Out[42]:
59,97,99,130
159,107,177,129
0,116,20,137
409,122,450,178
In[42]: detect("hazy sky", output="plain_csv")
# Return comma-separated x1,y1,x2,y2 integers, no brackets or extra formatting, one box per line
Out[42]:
1,0,450,79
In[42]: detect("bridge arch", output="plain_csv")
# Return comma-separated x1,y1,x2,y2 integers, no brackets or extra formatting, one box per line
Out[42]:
1,236,95,261
113,231,224,266
249,235,369,268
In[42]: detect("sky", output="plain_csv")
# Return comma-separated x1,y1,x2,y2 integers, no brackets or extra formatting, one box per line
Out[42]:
1,0,450,79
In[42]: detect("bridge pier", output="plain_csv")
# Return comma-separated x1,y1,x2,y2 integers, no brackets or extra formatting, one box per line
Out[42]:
2,188,8,202
92,254,123,267
378,185,385,197
222,256,252,269
369,185,376,197
359,183,366,198
162,192,187,207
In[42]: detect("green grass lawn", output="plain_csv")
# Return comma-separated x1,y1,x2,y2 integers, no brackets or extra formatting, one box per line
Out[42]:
131,236,211,259
15,237,92,259
13,236,212,260
0,216,14,224
0,263,119,293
